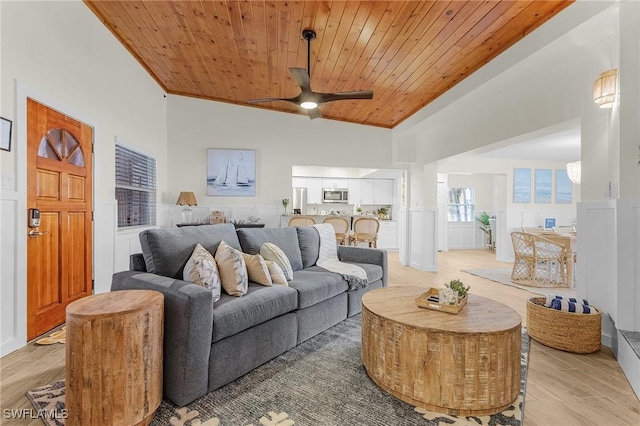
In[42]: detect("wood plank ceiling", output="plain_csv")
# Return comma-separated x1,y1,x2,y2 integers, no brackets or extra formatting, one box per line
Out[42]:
84,1,573,128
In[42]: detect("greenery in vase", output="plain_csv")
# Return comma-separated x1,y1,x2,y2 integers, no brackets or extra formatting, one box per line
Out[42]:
475,211,493,245
282,198,290,211
445,279,470,299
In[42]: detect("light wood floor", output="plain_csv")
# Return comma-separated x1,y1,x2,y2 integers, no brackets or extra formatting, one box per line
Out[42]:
1,249,638,425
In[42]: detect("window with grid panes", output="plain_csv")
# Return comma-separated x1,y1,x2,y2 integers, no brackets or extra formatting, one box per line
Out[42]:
115,144,156,228
447,187,475,222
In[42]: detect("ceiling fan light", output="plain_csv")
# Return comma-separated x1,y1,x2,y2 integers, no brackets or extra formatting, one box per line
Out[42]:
300,101,318,110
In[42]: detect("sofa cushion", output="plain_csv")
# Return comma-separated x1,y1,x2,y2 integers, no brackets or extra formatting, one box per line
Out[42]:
183,243,222,303
236,228,303,271
260,243,293,280
212,283,298,342
215,241,249,297
296,226,320,268
305,263,383,286
265,261,288,286
289,269,348,309
242,253,272,287
139,224,241,279
344,262,384,284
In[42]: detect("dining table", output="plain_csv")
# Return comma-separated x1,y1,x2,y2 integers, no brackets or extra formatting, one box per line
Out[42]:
525,228,577,286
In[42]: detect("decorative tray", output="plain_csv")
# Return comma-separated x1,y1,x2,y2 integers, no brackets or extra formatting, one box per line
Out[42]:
415,288,467,315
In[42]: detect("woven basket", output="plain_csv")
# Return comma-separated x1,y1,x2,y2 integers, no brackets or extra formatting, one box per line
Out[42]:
526,297,602,353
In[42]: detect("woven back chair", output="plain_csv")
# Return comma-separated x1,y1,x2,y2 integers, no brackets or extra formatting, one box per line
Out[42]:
510,231,568,287
288,215,316,227
322,216,350,245
350,217,380,248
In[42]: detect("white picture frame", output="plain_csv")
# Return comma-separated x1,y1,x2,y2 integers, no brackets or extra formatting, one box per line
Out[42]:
207,148,256,197
1,117,12,152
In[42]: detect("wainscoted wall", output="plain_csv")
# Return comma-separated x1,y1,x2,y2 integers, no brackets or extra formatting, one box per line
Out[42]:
0,191,21,356
578,198,640,398
446,222,489,250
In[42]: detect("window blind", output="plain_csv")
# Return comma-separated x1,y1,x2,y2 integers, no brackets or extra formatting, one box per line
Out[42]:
115,144,156,228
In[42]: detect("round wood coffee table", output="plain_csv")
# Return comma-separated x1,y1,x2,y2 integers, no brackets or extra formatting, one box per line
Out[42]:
361,286,521,416
66,290,164,426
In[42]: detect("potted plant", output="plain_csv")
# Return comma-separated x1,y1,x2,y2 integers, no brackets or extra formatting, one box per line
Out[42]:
439,279,470,305
377,207,388,220
282,198,290,214
476,211,493,249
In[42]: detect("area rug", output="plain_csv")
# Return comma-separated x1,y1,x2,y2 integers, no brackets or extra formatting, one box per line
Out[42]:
28,316,530,426
35,326,66,345
463,268,576,298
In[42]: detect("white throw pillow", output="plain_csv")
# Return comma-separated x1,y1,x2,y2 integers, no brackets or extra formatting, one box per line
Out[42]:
183,243,221,302
214,241,248,297
265,260,288,286
260,243,293,281
242,253,272,287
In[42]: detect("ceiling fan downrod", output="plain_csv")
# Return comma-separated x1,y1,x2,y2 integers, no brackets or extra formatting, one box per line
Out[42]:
302,29,316,77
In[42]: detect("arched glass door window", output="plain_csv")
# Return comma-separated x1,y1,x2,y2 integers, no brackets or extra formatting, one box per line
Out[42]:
38,128,85,166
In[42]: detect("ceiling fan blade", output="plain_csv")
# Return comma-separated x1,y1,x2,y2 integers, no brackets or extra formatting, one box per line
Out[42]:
289,67,312,93
317,90,374,103
307,107,322,120
247,97,299,104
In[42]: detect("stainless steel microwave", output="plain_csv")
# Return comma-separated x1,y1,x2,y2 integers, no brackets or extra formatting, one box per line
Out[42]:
322,188,348,203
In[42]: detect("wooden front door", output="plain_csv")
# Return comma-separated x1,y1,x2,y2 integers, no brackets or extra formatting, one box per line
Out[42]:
27,98,93,340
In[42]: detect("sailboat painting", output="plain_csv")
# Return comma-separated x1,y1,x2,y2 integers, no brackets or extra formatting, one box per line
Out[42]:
207,149,256,196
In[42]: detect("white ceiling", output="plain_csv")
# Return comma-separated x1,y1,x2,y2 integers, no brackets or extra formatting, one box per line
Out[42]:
474,127,581,163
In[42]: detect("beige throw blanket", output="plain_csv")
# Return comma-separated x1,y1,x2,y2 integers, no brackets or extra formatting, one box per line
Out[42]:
312,224,368,290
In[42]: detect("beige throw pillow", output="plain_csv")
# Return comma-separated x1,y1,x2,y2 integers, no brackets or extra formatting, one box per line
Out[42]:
183,243,222,302
214,241,248,297
265,260,288,286
242,253,272,287
260,243,293,281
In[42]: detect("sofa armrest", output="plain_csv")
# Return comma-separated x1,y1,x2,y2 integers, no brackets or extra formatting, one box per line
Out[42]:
111,271,213,406
337,246,388,286
130,253,147,272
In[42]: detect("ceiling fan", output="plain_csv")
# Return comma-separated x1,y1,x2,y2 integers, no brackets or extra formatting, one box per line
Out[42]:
247,29,374,119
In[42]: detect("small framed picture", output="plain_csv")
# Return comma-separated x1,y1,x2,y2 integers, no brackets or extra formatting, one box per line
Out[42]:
1,117,12,152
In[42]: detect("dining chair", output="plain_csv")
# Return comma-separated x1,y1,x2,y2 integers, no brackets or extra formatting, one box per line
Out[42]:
350,217,380,248
288,215,317,227
322,216,350,245
510,231,568,287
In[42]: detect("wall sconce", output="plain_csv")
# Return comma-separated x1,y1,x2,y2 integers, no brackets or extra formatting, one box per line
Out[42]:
593,69,617,108
176,191,197,224
566,161,581,184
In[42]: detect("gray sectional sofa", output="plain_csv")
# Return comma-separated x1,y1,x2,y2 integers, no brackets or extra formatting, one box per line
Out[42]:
111,223,387,406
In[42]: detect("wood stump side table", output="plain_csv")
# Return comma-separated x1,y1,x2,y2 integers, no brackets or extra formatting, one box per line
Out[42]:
66,290,164,426
361,286,522,416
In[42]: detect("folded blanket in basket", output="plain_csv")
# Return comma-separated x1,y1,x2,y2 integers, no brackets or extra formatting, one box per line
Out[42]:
545,295,590,307
550,298,599,314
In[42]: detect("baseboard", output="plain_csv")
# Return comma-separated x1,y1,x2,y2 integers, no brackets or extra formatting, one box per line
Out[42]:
617,330,640,400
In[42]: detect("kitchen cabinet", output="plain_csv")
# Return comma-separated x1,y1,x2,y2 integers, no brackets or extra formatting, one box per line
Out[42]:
292,177,307,187
359,179,393,205
306,178,323,204
359,179,374,204
377,221,398,250
347,179,361,204
373,179,394,205
322,178,349,189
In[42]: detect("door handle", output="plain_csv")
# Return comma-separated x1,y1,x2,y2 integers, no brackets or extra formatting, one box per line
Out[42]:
28,230,49,238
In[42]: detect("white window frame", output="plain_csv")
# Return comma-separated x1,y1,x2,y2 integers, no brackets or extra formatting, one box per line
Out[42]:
115,141,157,229
447,187,475,222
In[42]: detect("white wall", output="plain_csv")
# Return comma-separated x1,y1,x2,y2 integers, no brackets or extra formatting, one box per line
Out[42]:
165,95,393,226
0,0,167,356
